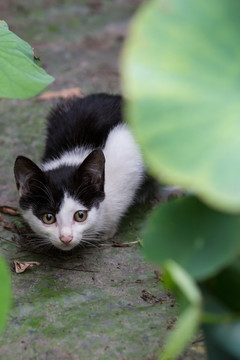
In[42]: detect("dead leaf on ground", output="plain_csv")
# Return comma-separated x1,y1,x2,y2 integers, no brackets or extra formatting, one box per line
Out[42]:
38,87,83,100
13,260,41,274
0,205,20,216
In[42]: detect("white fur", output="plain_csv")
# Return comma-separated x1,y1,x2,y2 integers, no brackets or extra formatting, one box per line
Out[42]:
41,148,91,172
30,124,144,250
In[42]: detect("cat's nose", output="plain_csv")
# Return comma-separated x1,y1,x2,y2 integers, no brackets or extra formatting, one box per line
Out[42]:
60,235,73,244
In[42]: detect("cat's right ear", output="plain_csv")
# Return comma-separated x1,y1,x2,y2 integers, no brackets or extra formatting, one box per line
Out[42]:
14,156,45,197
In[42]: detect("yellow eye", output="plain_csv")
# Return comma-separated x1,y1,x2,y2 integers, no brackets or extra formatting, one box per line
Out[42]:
42,213,56,224
74,210,88,222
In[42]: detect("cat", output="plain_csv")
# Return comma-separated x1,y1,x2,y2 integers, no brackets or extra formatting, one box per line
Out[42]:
14,93,146,251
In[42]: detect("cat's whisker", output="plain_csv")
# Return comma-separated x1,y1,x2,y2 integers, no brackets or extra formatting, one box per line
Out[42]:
83,231,103,240
81,237,100,243
20,232,50,241
82,233,99,240
21,238,49,246
80,239,98,247
19,232,43,237
81,235,98,241
81,239,102,245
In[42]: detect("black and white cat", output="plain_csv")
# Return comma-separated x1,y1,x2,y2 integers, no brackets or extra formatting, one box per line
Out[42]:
14,94,146,251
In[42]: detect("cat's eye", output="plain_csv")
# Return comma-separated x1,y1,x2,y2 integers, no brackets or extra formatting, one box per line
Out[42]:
74,210,88,222
42,213,56,224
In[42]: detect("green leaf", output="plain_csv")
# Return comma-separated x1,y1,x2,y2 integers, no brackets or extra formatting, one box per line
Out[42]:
160,306,200,360
0,256,11,333
202,293,240,359
0,21,8,30
159,261,201,360
121,0,240,213
204,321,240,359
204,258,240,312
0,21,54,99
164,260,201,306
142,196,240,281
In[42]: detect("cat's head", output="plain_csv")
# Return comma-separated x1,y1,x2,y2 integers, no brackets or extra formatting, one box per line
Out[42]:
14,149,105,251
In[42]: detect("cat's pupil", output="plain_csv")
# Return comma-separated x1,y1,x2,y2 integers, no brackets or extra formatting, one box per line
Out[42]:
42,213,56,224
74,210,88,222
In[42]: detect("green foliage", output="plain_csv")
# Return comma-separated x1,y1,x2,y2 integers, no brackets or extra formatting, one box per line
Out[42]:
0,21,54,99
203,319,240,359
0,256,11,333
122,0,240,213
205,259,240,312
143,196,240,281
160,261,202,360
202,290,240,360
121,0,240,358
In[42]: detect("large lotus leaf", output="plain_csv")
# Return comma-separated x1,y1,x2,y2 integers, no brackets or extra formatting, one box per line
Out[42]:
121,0,240,213
0,21,54,99
142,196,240,281
0,256,11,333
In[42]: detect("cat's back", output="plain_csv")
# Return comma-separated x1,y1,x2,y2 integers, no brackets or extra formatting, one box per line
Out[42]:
42,93,122,162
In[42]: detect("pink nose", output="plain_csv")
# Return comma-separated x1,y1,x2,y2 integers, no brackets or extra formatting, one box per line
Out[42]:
60,235,73,244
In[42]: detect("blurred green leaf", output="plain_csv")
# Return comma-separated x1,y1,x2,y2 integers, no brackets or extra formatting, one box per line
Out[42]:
204,259,240,311
159,261,201,360
0,256,11,333
0,21,8,30
204,321,240,360
164,260,201,306
122,0,240,213
160,306,200,360
142,196,240,281
202,292,240,359
0,21,54,99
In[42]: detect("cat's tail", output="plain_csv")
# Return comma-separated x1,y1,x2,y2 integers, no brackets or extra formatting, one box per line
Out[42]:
134,173,186,205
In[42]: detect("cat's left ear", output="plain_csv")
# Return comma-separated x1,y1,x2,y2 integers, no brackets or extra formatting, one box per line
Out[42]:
77,149,105,193
14,156,45,196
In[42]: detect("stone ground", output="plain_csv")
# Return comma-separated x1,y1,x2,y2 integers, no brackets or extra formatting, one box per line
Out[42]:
0,1,206,359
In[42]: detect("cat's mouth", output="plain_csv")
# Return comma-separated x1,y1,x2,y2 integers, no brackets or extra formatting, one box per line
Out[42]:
56,241,78,251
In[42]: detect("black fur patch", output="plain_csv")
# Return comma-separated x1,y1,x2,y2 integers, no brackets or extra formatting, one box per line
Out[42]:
42,93,122,162
14,156,63,216
19,171,64,219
